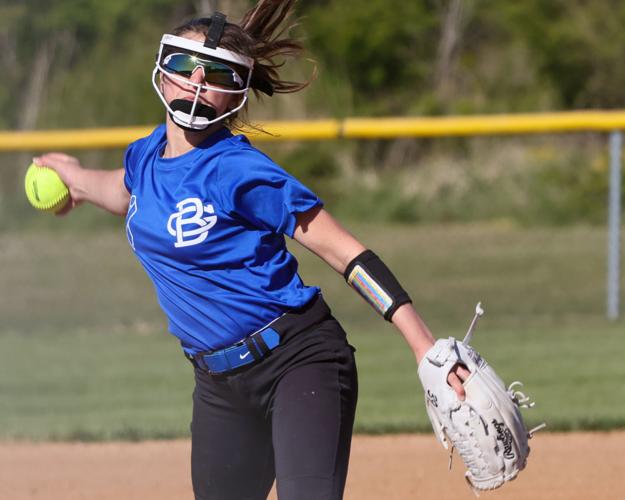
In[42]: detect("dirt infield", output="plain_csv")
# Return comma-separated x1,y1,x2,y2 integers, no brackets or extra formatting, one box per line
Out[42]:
1,432,620,499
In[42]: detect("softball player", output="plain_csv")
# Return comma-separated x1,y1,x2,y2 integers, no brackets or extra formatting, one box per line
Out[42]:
35,1,467,499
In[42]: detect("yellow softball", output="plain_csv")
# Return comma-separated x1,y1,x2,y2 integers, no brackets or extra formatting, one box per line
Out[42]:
24,163,70,213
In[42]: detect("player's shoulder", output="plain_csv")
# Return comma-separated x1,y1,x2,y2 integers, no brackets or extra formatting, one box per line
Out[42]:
129,124,166,149
221,133,270,160
125,124,167,165
218,133,290,178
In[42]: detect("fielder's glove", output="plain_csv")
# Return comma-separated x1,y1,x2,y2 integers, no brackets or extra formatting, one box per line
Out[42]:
417,303,544,493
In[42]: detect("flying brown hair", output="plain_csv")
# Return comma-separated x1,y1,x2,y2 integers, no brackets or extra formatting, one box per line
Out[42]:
171,0,312,129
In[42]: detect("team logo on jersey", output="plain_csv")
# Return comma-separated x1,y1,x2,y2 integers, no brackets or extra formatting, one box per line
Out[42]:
126,195,138,251
167,197,218,248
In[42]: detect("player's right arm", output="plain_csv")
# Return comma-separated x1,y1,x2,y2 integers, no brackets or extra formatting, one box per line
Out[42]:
33,153,130,216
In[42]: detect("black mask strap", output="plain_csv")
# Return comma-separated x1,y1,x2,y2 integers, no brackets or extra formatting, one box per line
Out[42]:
201,11,274,97
204,12,227,49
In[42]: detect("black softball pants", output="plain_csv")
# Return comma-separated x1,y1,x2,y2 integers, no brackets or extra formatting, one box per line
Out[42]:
190,301,358,500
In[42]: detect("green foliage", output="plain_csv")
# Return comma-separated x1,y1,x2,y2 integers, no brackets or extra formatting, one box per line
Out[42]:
319,135,621,226
4,0,625,128
521,149,610,225
300,0,625,115
466,0,625,109
1,0,192,129
301,1,438,114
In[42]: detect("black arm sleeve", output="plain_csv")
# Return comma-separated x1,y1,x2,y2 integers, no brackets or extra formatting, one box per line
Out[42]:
343,250,412,321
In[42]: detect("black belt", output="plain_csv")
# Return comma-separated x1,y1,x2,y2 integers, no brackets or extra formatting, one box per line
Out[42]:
187,294,331,374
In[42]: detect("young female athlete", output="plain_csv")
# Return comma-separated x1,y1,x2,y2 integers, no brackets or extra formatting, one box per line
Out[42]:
34,1,468,499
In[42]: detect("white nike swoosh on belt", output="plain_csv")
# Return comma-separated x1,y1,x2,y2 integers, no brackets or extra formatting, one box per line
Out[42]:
239,352,251,360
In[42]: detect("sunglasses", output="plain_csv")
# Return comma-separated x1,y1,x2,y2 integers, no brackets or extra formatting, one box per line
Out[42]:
161,52,245,90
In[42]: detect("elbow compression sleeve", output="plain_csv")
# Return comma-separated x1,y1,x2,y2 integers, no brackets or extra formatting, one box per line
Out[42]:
343,250,412,321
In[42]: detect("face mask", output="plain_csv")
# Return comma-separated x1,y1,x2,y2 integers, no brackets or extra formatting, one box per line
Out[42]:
168,99,217,131
152,33,254,131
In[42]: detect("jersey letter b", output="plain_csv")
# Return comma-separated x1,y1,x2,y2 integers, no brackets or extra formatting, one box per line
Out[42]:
167,198,218,248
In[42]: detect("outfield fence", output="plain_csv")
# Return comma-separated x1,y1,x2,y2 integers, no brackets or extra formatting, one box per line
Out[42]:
0,110,622,319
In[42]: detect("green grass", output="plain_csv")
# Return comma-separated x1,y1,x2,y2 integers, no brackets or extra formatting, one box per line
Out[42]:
1,222,623,440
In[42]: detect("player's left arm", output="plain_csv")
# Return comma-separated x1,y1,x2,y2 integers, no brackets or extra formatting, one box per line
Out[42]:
293,206,468,396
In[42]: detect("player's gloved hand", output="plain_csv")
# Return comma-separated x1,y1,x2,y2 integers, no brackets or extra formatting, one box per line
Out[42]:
417,304,544,493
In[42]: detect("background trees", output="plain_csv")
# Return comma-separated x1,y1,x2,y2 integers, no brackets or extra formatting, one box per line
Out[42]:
3,0,625,131
1,0,623,226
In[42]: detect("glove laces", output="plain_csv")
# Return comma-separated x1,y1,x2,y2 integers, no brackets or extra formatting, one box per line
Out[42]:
447,405,489,475
508,381,547,437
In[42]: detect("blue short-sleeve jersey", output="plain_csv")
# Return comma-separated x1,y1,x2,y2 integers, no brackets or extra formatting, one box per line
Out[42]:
124,125,322,354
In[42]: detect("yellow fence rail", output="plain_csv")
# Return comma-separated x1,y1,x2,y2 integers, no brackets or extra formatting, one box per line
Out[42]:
3,111,625,151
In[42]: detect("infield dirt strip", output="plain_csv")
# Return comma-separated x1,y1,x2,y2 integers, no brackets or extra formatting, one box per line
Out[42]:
0,432,621,499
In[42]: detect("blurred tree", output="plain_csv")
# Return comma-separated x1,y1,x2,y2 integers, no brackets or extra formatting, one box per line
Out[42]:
300,0,439,115
434,0,472,106
472,0,625,109
0,0,196,129
3,0,625,130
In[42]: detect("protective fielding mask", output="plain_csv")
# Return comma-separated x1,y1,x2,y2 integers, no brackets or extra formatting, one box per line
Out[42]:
152,13,254,131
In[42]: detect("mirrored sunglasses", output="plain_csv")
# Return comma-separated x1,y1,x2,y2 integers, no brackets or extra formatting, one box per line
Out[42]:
162,53,245,90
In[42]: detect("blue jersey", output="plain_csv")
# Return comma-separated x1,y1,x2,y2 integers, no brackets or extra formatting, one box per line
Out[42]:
124,125,322,354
